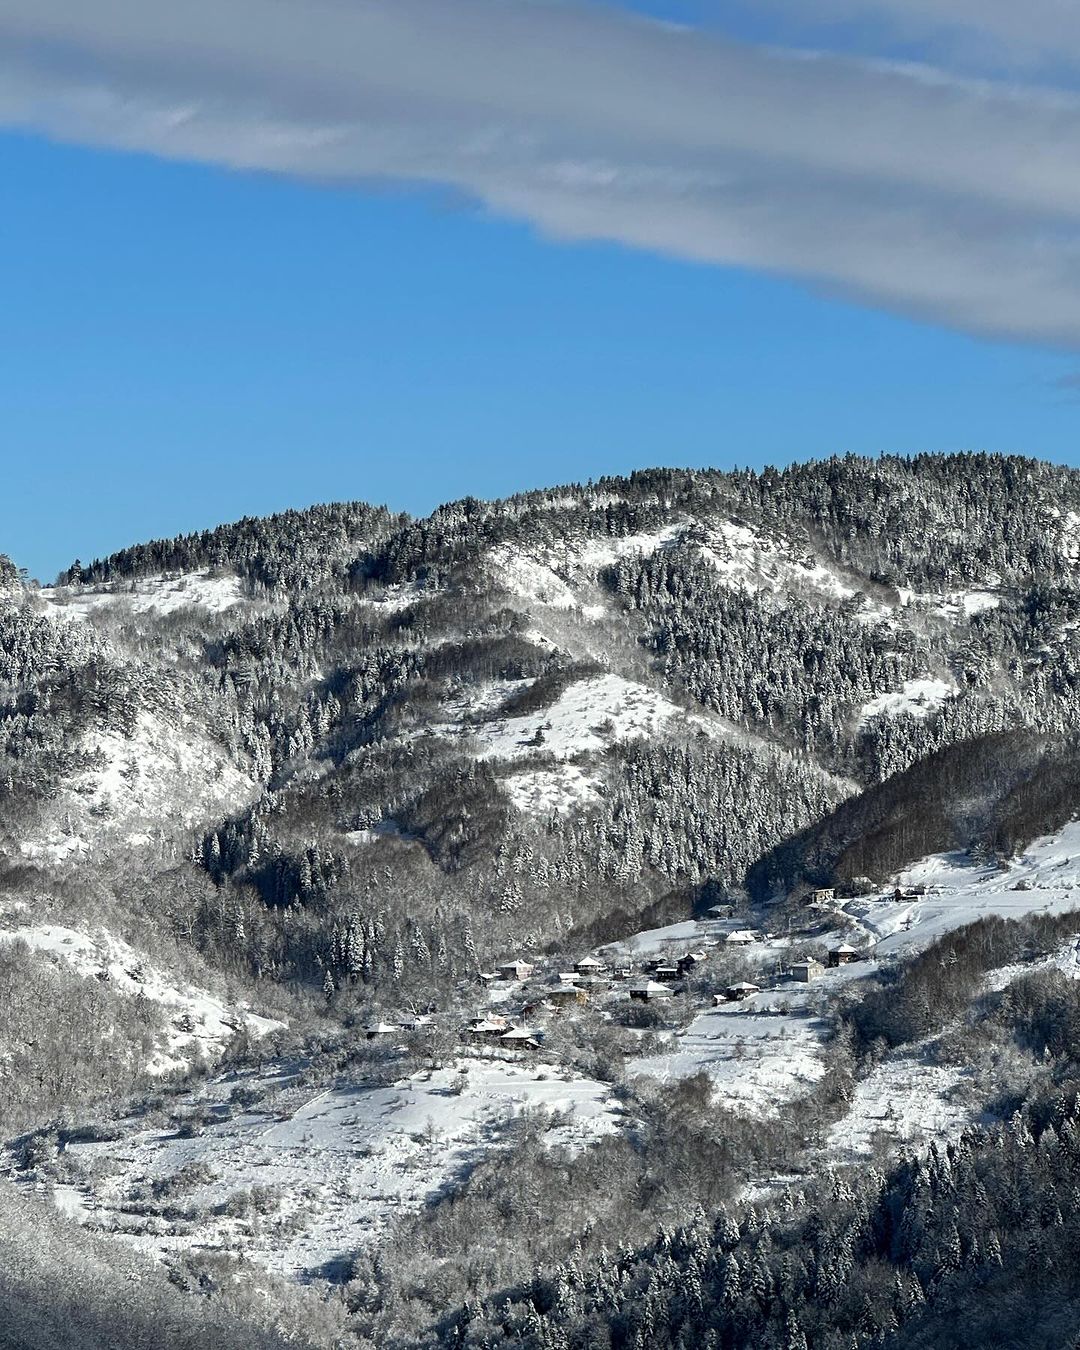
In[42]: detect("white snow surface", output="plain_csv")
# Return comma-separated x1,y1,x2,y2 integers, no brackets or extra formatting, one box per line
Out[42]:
40,572,246,620
501,765,602,814
0,923,282,1074
18,710,256,861
46,1057,619,1278
603,918,870,1118
698,519,857,601
484,529,683,617
842,821,1080,958
827,1054,974,1161
631,984,831,1115
440,673,723,765
858,677,957,727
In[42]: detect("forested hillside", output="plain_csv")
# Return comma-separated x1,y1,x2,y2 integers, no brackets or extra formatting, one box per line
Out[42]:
5,453,1080,1347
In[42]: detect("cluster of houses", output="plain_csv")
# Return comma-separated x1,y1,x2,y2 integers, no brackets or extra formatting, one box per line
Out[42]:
365,917,871,1057
475,948,712,1009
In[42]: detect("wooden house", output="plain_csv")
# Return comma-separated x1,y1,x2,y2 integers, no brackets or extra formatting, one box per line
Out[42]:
723,981,761,1002
467,1014,511,1039
500,1026,540,1050
828,942,859,968
365,1022,400,1039
575,955,607,976
547,985,588,1008
790,958,825,983
810,887,836,905
653,963,682,983
678,950,708,974
497,959,535,982
725,930,757,947
629,980,673,1002
707,903,735,920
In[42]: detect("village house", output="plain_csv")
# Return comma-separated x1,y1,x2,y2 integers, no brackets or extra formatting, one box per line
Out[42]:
576,974,611,992
810,887,836,905
723,981,761,1002
677,950,708,974
497,958,535,982
652,963,682,983
707,903,735,920
574,955,606,976
629,979,673,1002
500,1026,541,1050
725,929,757,947
365,1021,399,1039
547,985,588,1008
790,958,826,983
828,942,860,967
466,1014,511,1040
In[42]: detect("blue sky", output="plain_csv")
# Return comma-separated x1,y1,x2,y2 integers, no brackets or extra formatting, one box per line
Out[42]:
3,1,1080,580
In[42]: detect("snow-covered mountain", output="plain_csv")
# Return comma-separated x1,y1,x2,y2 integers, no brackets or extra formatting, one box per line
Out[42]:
6,455,1080,1348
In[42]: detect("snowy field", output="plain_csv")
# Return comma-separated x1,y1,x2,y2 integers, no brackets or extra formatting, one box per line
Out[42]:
841,822,1080,958
827,1055,975,1161
631,986,832,1115
465,673,722,762
602,918,869,1117
698,518,857,602
33,1056,620,1279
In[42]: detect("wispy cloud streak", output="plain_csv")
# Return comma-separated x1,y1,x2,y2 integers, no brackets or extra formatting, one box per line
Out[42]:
3,0,1080,344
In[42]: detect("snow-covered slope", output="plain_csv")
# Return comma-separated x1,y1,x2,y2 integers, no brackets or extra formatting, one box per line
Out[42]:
39,572,248,620
19,710,256,862
842,821,1080,957
422,671,730,813
38,1055,619,1278
0,922,282,1074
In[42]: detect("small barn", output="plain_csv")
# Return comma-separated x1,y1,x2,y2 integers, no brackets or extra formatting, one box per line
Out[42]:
790,958,825,983
678,950,708,974
653,963,682,983
828,943,859,968
724,981,761,1002
629,980,673,1002
497,959,535,982
707,903,735,920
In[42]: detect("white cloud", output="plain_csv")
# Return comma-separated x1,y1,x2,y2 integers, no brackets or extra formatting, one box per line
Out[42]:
3,0,1080,344
741,0,1080,71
